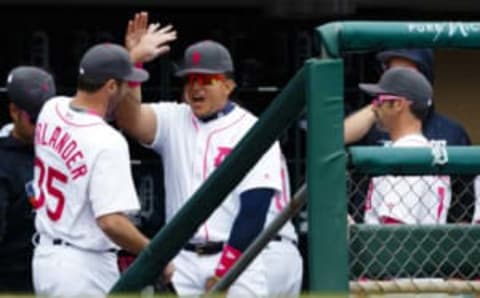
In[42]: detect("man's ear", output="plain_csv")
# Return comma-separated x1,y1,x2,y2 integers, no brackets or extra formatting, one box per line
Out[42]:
104,79,119,94
9,102,20,122
224,79,236,96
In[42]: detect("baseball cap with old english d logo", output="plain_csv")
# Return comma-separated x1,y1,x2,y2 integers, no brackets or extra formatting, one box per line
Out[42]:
175,40,234,77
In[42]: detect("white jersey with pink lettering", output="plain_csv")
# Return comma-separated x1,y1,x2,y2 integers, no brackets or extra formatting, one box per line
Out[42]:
147,101,282,297
365,134,451,224
32,96,140,297
261,155,302,297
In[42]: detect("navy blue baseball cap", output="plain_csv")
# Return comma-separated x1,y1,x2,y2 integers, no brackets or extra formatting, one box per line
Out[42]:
7,66,56,122
79,43,149,83
377,49,434,83
175,40,234,77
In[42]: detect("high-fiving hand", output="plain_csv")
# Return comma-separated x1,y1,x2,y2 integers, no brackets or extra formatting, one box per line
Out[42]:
126,11,177,64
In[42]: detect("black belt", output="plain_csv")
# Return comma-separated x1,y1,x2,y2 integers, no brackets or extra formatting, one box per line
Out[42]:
183,241,224,255
272,235,297,246
42,236,117,253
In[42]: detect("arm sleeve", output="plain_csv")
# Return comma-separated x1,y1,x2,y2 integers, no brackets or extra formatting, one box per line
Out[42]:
89,136,140,217
226,188,274,251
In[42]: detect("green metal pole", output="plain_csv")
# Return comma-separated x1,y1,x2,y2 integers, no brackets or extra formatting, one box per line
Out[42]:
306,58,348,294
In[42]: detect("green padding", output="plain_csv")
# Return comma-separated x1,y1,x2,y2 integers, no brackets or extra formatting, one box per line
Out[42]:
350,224,480,279
349,146,480,175
316,21,480,57
307,58,348,293
111,67,306,293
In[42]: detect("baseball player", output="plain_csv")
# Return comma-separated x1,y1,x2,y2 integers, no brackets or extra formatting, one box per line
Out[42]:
260,155,303,297
359,67,451,225
31,41,170,297
345,49,471,224
116,13,283,297
0,66,55,292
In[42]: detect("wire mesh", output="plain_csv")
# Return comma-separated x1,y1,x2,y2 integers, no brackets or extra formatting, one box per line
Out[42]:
348,169,480,291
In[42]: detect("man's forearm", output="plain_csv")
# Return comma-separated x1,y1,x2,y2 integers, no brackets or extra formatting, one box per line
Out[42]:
344,104,376,144
97,213,149,255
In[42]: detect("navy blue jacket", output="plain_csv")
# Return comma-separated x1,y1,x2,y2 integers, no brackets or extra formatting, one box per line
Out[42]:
0,135,35,292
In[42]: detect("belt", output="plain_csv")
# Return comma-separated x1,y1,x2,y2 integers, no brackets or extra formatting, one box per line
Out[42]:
183,241,224,255
272,235,298,246
35,234,117,253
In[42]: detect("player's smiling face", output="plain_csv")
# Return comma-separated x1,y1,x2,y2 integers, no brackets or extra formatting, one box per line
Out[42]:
183,73,236,118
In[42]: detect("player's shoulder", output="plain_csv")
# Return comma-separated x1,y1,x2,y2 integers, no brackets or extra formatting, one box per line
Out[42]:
96,125,129,149
149,101,191,116
37,95,71,119
230,103,257,124
42,95,69,109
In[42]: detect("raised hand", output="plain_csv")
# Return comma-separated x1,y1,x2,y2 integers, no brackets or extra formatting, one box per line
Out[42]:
125,11,148,52
128,17,177,64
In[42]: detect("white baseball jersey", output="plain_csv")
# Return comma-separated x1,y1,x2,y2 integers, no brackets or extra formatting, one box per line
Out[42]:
365,134,451,224
267,155,298,242
472,175,480,223
33,96,140,251
148,102,282,242
261,155,302,297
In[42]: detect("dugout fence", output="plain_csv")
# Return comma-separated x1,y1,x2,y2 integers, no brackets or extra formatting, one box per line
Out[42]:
111,21,480,297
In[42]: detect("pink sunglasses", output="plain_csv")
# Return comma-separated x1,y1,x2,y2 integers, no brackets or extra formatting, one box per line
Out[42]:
371,94,409,107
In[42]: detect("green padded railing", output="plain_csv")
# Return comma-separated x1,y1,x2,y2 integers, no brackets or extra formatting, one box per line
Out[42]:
316,21,480,58
349,146,480,175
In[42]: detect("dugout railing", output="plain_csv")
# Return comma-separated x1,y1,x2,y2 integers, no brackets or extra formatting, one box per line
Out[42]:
111,21,480,296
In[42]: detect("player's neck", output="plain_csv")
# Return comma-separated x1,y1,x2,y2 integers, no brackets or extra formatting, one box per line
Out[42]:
198,101,234,122
11,126,32,145
71,92,106,118
389,119,422,142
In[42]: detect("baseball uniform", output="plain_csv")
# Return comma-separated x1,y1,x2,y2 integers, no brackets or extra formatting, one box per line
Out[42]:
365,133,451,224
471,176,480,223
260,155,302,297
32,96,140,297
147,101,282,297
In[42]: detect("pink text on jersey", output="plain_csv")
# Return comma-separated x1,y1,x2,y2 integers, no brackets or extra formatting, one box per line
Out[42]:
35,122,88,180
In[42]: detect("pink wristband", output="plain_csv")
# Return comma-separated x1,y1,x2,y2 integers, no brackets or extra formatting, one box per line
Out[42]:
214,244,242,277
128,63,144,88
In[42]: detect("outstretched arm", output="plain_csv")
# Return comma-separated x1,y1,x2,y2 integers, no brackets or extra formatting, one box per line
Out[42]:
116,12,177,145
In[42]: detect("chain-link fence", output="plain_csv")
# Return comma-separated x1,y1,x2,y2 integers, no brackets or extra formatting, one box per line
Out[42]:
347,169,480,293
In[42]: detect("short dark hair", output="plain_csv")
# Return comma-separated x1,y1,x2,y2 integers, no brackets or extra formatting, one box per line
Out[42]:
77,76,122,93
409,102,429,121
